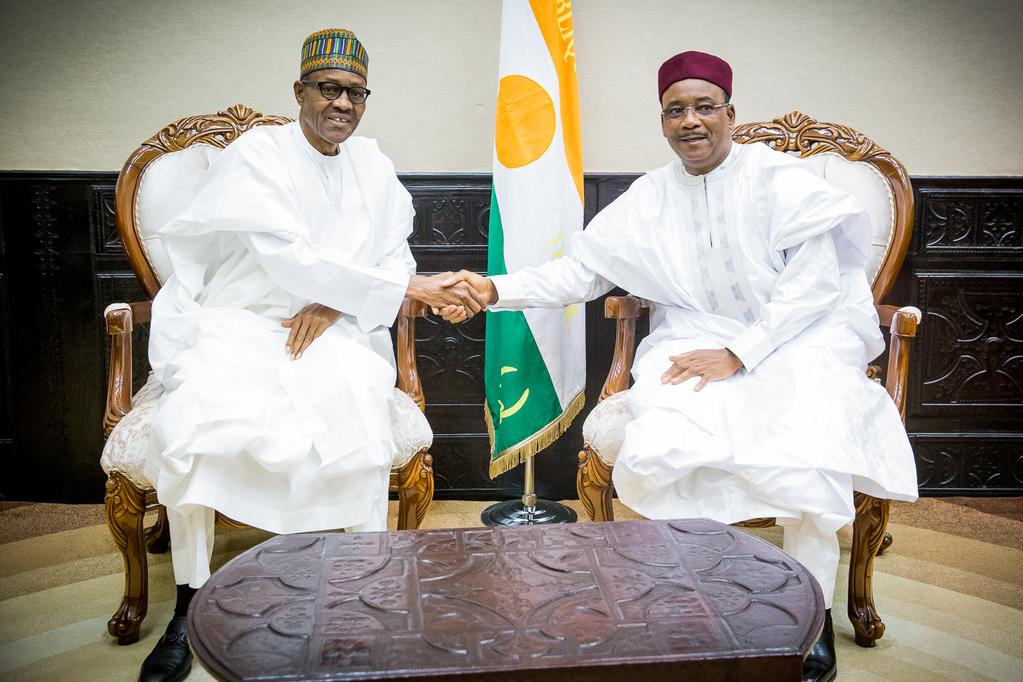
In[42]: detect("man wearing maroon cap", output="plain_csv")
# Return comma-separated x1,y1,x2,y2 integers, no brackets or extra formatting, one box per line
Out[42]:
441,50,918,682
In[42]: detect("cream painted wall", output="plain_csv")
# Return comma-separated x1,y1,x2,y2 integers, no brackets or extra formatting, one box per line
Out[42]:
1,0,1021,175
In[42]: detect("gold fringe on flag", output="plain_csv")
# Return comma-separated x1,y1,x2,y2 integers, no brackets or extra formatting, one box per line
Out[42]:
485,390,586,479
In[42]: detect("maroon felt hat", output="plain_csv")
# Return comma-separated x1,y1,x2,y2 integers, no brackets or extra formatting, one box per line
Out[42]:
657,51,732,100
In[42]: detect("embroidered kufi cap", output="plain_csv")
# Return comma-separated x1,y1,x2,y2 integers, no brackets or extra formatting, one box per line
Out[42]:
301,28,368,79
657,51,732,100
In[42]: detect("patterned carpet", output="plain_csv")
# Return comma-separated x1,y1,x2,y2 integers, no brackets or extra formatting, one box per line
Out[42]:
1,497,1021,681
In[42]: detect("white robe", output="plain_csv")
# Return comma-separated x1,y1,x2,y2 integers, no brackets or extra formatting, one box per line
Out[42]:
492,141,918,543
145,122,415,536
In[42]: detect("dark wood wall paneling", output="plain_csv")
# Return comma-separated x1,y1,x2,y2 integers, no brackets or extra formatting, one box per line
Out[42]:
0,172,1019,503
902,179,1022,494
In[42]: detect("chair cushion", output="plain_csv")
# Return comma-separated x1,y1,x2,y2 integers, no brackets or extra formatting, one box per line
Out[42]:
136,144,224,285
101,374,434,488
390,390,434,468
581,391,632,466
99,373,165,488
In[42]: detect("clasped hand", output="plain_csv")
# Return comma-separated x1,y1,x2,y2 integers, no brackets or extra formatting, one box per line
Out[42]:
407,270,495,323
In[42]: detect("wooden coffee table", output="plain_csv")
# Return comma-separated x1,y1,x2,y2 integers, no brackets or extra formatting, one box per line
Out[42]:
189,519,824,681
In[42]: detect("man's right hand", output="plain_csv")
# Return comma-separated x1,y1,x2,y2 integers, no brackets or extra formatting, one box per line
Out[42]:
406,273,490,316
432,270,497,323
282,303,342,359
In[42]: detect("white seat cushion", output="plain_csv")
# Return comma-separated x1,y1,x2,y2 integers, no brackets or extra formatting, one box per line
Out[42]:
581,391,632,466
101,373,434,488
99,374,166,488
390,390,433,469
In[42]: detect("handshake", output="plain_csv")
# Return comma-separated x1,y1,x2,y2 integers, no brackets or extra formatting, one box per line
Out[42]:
406,270,497,324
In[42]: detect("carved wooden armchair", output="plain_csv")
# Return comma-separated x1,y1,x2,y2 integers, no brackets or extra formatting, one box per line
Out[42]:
576,112,921,648
99,105,435,645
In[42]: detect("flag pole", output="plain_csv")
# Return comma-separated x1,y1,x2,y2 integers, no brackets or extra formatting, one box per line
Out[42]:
523,456,537,514
480,455,577,526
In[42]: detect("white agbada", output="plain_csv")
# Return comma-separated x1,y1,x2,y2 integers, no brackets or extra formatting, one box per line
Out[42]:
145,122,415,551
491,142,918,604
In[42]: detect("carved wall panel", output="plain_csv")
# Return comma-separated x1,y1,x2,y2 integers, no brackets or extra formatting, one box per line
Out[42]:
31,186,64,402
919,191,1022,254
405,176,491,276
906,181,1022,494
0,196,11,462
0,172,1020,501
90,185,123,256
911,434,1023,493
911,274,1022,415
428,435,499,497
1,174,109,501
407,182,491,246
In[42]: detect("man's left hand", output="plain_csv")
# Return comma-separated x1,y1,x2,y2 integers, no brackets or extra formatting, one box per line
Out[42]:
661,348,743,391
282,303,342,359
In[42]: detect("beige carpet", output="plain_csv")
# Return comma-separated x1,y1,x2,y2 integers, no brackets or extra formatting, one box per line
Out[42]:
1,498,1022,681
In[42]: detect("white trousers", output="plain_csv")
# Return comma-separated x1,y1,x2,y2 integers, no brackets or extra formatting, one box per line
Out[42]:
167,493,390,588
778,516,841,610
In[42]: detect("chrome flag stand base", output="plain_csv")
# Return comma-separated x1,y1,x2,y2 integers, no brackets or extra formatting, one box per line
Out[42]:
481,456,577,526
481,499,577,526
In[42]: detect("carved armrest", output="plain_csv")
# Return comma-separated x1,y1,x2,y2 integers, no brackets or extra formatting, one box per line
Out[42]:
396,296,427,411
599,295,646,401
876,304,922,422
103,301,152,437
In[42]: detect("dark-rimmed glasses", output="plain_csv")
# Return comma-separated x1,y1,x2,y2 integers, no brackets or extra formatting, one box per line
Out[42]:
302,81,371,104
661,103,729,120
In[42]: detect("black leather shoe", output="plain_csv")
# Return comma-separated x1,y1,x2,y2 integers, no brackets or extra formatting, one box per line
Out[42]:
139,616,192,682
802,609,837,682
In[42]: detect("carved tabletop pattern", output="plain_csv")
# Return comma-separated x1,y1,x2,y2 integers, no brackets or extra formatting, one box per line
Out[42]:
189,519,823,681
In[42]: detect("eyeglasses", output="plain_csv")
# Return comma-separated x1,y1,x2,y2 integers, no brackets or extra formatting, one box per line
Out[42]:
302,81,371,104
661,103,730,120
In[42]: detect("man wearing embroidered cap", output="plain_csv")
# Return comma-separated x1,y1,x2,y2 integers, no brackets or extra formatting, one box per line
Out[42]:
442,50,917,682
137,28,486,682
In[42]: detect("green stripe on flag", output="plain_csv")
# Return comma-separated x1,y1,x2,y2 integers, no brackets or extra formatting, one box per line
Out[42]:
484,189,566,476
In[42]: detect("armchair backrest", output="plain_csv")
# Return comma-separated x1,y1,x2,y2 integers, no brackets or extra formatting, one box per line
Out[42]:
114,104,292,299
732,112,914,304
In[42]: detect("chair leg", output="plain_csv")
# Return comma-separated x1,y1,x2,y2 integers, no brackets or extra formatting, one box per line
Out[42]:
104,472,150,645
396,448,434,530
145,505,170,554
577,445,614,522
877,531,893,555
849,492,890,647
